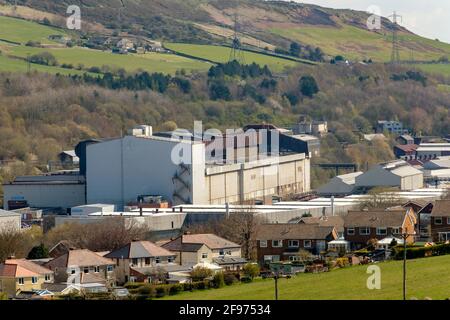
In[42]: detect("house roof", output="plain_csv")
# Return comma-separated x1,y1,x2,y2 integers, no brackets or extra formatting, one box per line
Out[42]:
46,249,114,268
344,210,407,228
105,241,175,259
431,200,450,217
394,144,418,153
0,259,53,278
166,234,241,251
256,224,336,240
213,256,247,265
162,239,205,252
299,216,345,233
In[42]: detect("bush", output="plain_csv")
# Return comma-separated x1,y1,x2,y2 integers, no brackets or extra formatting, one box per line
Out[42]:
212,271,225,288
191,266,213,282
224,273,237,286
29,52,58,66
154,286,168,298
242,263,260,280
182,282,193,291
137,285,154,295
169,284,183,295
241,276,252,283
393,244,450,260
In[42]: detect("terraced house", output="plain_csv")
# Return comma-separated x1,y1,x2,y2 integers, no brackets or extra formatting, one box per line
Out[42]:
343,208,417,250
0,259,54,298
255,224,338,265
430,199,450,242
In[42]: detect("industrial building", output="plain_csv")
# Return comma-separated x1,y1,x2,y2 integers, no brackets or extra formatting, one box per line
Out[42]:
355,160,424,191
85,125,311,208
317,172,363,197
0,209,21,232
2,172,85,211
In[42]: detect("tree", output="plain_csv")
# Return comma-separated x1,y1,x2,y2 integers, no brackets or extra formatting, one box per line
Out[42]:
29,52,58,66
191,266,213,282
209,81,231,101
289,42,301,57
27,244,49,259
299,75,319,98
242,263,260,280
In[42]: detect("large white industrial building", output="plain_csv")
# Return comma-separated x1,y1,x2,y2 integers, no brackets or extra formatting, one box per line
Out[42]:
86,127,311,208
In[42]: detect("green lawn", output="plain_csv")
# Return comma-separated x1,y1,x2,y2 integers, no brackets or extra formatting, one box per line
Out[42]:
165,43,300,72
6,45,211,75
161,255,450,300
270,24,450,62
0,15,66,44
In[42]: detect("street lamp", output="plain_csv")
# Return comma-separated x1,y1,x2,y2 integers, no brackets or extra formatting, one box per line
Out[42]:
399,231,416,301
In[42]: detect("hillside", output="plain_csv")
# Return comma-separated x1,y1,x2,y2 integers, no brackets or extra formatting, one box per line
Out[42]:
160,255,450,300
6,0,450,62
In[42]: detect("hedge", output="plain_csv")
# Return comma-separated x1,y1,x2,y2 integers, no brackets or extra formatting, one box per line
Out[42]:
393,243,450,260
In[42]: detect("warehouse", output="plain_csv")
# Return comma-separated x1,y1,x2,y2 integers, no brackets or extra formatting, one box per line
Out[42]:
86,125,311,208
355,160,423,191
2,172,86,211
317,172,363,197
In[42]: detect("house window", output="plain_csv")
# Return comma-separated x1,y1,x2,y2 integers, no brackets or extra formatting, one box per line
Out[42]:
94,266,100,273
132,258,138,266
272,240,283,248
392,228,400,235
260,240,267,248
434,217,443,225
447,217,450,225
347,228,355,235
219,250,225,255
288,240,299,248
45,274,51,282
303,240,312,248
71,269,76,275
376,227,387,236
107,265,114,272
289,256,299,261
145,257,151,265
31,277,38,284
168,257,174,263
155,257,161,264
226,250,232,255
83,267,89,274
18,278,24,285
201,253,208,259
359,227,370,235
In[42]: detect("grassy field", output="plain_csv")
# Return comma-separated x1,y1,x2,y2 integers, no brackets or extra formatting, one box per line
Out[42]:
165,43,302,72
270,24,450,62
0,15,66,44
3,45,211,75
0,53,88,75
415,63,450,77
161,255,450,300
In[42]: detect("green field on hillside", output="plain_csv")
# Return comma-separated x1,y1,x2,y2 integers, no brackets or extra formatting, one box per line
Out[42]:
415,63,450,76
161,255,450,300
5,45,211,74
0,15,66,44
0,53,87,75
270,24,450,62
165,43,301,72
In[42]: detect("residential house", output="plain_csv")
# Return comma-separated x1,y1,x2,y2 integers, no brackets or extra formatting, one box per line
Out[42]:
105,240,176,284
255,224,337,265
396,134,415,145
162,234,246,271
343,209,416,250
299,215,345,239
430,199,450,242
45,249,116,290
0,259,54,298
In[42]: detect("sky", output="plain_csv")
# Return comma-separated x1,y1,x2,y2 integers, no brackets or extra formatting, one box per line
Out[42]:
294,0,450,43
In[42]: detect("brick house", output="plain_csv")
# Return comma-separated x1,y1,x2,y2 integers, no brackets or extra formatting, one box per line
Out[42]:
430,199,450,242
255,224,337,265
343,208,416,250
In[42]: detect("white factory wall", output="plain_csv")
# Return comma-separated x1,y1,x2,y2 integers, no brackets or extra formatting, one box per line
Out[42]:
0,213,21,232
86,136,204,208
3,184,85,210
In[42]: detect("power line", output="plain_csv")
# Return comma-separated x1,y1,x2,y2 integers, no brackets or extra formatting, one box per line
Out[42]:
229,10,245,64
389,11,402,64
